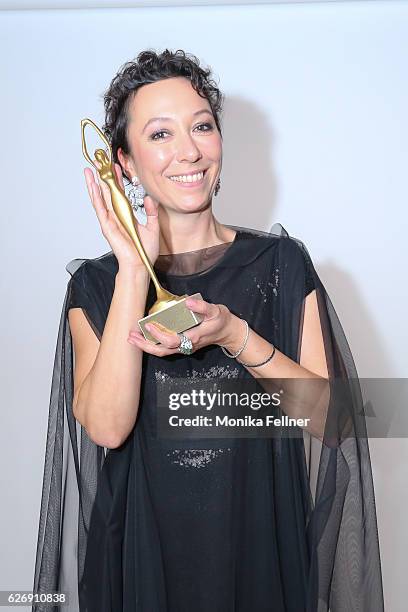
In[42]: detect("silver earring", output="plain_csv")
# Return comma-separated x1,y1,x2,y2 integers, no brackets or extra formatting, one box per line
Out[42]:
215,177,221,196
129,176,146,211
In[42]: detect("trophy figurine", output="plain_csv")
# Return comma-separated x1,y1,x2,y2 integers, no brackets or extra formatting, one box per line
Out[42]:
81,118,204,344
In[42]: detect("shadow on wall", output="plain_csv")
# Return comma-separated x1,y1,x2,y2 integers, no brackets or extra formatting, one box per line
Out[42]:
218,95,393,376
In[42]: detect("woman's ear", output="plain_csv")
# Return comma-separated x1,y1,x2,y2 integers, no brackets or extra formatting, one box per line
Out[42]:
117,147,136,181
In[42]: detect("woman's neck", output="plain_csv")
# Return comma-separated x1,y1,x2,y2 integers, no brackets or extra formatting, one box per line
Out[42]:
158,208,235,255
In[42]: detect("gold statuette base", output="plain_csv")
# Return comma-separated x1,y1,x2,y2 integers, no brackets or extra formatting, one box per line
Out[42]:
138,293,204,344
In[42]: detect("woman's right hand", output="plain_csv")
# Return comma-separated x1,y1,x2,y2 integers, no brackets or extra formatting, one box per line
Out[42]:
84,162,160,272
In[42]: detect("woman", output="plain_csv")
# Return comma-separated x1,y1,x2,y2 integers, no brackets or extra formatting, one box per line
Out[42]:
33,49,383,611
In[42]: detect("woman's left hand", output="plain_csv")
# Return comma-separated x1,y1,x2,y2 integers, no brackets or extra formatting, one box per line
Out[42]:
127,297,235,357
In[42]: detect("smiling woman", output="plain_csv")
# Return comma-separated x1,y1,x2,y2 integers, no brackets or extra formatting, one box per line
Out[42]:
32,49,384,612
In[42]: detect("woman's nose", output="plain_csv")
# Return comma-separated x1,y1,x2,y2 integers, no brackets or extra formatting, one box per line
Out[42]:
175,133,202,162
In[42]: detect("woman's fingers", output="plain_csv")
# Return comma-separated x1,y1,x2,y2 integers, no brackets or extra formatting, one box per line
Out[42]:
84,167,94,201
143,195,159,232
84,165,117,225
91,182,109,225
83,162,157,269
84,168,110,229
89,157,114,213
128,323,184,354
84,167,103,208
128,327,182,357
145,323,181,348
185,297,207,314
184,297,220,322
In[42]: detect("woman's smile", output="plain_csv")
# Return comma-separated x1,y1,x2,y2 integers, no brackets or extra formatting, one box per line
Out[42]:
167,168,208,188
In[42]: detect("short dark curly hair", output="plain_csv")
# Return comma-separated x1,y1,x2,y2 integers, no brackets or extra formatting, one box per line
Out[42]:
102,48,224,181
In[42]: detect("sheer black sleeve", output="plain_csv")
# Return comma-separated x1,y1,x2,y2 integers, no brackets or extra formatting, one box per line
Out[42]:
302,249,316,297
65,257,117,341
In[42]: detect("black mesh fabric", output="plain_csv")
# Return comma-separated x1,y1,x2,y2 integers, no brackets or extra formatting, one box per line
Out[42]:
32,224,384,611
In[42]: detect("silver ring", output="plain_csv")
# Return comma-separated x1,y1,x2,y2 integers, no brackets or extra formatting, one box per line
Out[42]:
177,332,194,355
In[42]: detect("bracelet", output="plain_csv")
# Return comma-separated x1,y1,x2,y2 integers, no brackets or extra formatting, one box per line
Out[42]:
220,319,249,358
237,344,276,368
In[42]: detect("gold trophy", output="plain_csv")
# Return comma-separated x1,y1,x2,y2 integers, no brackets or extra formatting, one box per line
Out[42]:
81,118,204,344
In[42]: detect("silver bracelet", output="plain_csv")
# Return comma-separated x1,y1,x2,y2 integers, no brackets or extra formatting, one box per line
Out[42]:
220,319,249,358
237,344,276,368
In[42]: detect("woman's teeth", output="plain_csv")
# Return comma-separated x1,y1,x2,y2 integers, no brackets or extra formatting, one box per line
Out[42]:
169,171,204,183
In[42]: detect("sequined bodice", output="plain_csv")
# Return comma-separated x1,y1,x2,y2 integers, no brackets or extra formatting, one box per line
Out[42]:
153,364,239,468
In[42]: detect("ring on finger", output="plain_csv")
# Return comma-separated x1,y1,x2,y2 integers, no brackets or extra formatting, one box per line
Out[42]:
177,332,194,355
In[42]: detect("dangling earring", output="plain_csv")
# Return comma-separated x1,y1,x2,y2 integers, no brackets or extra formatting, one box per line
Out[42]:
129,176,146,211
215,177,221,196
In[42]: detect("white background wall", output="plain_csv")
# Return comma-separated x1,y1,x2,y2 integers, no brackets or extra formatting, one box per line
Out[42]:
1,1,406,610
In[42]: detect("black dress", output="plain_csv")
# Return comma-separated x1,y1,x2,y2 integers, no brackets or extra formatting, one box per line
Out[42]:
32,224,384,612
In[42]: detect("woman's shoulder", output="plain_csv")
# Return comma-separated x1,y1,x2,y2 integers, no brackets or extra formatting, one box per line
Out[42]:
66,250,118,282
229,222,312,260
228,223,316,291
65,252,118,312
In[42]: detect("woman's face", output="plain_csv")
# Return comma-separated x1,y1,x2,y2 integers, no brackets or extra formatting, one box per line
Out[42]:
120,76,222,213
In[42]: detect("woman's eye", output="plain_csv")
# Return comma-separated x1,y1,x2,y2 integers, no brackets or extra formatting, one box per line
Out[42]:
196,122,213,132
150,130,168,141
150,123,213,141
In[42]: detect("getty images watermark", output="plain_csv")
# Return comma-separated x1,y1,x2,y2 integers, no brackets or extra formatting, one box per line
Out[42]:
166,387,310,430
156,378,408,440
